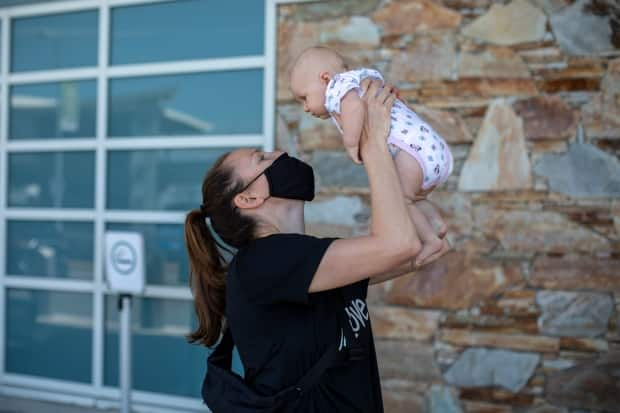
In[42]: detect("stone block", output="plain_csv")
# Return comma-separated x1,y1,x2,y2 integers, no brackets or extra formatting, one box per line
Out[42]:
371,0,461,36
411,105,474,144
382,384,426,413
462,400,513,413
459,100,532,191
285,0,381,21
386,252,522,310
376,340,442,383
388,33,457,82
512,96,578,140
298,113,342,151
536,291,614,337
546,353,620,411
428,385,464,413
519,403,568,413
311,150,368,190
530,255,620,294
459,47,531,79
534,143,620,197
371,306,441,341
304,195,368,227
530,0,570,14
550,0,617,55
582,58,620,139
462,0,547,45
439,329,560,353
473,206,611,254
559,337,609,353
319,16,380,46
444,347,540,392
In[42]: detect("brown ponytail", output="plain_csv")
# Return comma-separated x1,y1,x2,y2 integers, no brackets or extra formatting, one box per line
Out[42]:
184,152,257,347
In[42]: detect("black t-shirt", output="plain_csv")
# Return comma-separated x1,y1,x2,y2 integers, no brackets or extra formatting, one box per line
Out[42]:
225,233,383,413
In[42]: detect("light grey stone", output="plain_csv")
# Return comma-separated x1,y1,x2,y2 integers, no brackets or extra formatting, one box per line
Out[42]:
377,340,442,383
537,291,614,337
462,0,547,45
534,143,620,197
530,0,570,15
550,0,616,55
304,195,369,226
427,385,464,413
458,99,532,191
543,359,576,371
444,348,540,392
288,0,380,21
312,151,368,189
320,16,380,45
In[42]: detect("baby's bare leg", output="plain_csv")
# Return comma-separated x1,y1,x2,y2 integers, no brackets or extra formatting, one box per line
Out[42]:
393,148,444,266
416,199,448,238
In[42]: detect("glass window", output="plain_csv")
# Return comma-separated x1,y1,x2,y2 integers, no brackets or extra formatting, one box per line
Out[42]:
103,296,215,397
6,289,92,382
8,151,95,208
106,148,231,211
10,80,97,140
108,70,263,137
6,220,94,279
11,10,98,72
106,223,188,286
110,0,264,65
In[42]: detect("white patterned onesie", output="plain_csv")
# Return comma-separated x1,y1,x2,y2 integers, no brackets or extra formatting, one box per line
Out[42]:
325,68,453,191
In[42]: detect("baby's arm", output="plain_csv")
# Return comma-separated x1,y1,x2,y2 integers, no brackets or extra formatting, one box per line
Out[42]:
339,91,366,164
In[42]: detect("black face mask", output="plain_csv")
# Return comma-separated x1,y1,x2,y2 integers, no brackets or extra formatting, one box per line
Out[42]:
240,153,315,201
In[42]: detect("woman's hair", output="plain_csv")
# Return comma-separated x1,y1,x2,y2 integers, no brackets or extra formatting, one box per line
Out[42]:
184,152,258,346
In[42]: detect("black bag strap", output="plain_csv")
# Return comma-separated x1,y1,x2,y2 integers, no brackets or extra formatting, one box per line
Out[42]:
209,288,367,404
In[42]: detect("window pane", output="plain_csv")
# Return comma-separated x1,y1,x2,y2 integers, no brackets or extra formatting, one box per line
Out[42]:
106,223,187,286
6,289,92,382
8,151,95,208
11,10,98,72
108,70,263,137
10,80,97,139
110,0,264,65
6,220,94,279
104,296,213,397
107,148,231,211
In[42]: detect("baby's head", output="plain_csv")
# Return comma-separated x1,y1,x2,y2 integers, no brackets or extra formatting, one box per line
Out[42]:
289,47,346,119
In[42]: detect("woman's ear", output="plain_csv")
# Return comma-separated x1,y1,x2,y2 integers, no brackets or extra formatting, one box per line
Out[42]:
233,192,266,210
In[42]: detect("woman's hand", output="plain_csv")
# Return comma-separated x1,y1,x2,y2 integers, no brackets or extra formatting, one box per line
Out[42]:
359,79,396,150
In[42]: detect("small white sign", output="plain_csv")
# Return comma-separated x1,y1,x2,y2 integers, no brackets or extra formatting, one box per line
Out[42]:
105,231,145,294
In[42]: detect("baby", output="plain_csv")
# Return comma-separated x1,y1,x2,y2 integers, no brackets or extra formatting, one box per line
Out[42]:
290,47,452,265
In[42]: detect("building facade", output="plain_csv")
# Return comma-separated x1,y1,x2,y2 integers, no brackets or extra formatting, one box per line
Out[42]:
0,0,291,411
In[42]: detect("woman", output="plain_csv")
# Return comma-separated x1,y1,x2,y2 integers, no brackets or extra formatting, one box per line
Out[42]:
184,80,445,412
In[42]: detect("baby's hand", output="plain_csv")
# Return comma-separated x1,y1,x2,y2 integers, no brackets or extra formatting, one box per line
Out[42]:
346,145,362,164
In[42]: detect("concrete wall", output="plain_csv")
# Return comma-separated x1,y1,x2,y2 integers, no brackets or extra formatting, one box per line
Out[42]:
276,1,619,412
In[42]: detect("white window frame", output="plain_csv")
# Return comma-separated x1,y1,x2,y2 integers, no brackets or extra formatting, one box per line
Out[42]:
0,0,314,411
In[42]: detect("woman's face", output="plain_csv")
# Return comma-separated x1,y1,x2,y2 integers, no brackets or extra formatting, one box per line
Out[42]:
225,148,284,199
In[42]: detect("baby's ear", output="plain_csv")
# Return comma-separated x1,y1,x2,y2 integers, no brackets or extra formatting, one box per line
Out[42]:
319,71,331,85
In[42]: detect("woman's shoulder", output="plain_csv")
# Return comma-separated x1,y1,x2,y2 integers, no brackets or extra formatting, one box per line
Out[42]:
234,233,336,267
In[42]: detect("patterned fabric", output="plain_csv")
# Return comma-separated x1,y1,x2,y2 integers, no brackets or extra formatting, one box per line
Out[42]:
324,67,453,191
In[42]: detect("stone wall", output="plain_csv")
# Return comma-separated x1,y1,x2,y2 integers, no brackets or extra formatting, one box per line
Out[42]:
276,0,619,412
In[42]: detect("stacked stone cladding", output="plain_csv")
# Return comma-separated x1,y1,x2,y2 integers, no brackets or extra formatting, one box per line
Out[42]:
277,1,619,412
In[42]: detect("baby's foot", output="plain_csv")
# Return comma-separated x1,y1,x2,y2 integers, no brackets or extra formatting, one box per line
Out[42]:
415,238,451,267
414,236,444,267
416,199,448,238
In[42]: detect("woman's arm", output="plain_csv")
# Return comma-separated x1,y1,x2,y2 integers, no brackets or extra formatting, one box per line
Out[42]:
368,261,412,285
309,81,420,293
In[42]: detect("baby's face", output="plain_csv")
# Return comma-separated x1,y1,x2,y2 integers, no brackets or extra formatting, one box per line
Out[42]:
290,69,330,119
